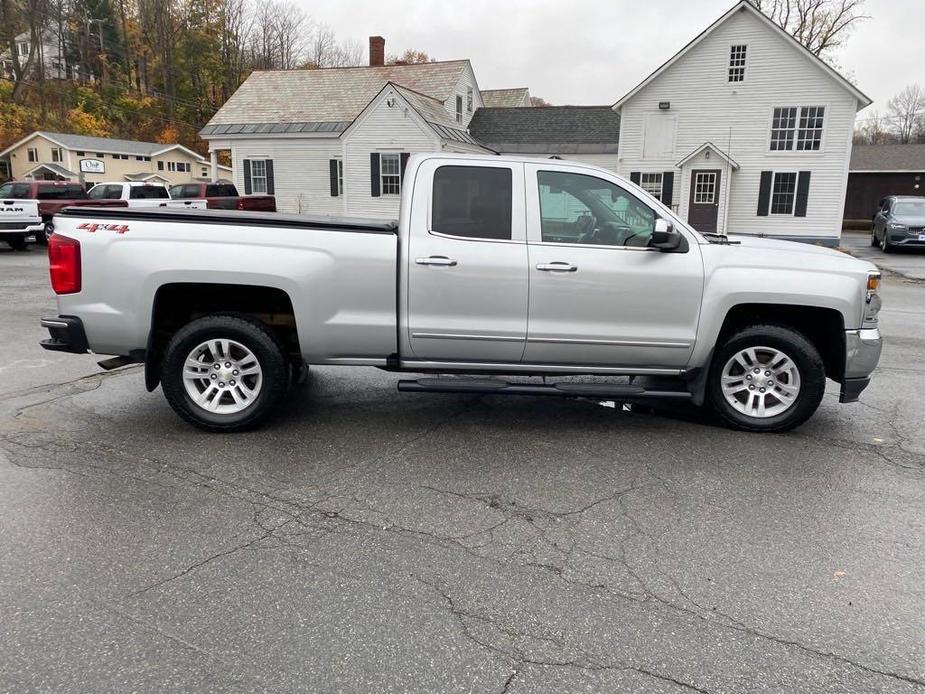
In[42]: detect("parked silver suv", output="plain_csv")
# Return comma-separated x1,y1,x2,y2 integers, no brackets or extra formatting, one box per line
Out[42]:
872,195,925,252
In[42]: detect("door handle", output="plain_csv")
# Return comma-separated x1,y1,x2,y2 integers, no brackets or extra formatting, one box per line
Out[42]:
416,256,457,266
536,262,577,272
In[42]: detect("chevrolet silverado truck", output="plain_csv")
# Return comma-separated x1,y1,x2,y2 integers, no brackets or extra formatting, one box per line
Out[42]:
0,198,43,250
167,182,276,212
0,180,127,243
40,154,883,433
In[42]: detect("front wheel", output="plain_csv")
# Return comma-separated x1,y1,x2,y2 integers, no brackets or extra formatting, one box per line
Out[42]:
161,315,288,432
707,324,825,432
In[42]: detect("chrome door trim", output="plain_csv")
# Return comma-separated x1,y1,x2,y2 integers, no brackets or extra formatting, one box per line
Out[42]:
427,229,524,245
412,332,525,343
399,359,682,376
527,337,691,348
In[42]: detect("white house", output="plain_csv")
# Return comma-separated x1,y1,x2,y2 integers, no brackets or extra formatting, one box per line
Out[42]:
0,29,89,83
611,0,870,244
203,3,869,245
200,40,495,218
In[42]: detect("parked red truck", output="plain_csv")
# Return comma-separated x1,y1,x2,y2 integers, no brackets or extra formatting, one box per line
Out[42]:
0,180,128,242
167,182,276,211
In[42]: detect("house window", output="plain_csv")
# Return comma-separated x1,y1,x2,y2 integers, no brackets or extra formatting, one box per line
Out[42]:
157,161,164,171
455,95,463,124
76,151,85,156
136,156,144,161
27,147,38,162
201,168,208,177
728,45,747,82
337,159,344,195
770,107,797,151
381,153,401,195
771,106,825,151
17,42,29,57
797,106,825,151
694,172,717,204
466,87,473,113
639,173,663,200
96,152,104,157
168,162,176,172
51,147,63,163
250,159,268,194
770,172,797,214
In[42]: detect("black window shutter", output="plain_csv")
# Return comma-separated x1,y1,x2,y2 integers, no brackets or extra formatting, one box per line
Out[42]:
370,153,380,197
265,160,275,195
757,171,773,216
629,171,641,185
661,172,674,206
329,160,339,196
794,171,811,217
243,159,252,195
400,152,410,183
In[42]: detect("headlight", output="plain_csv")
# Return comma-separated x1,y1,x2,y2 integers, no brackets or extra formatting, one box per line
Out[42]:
863,272,881,326
887,222,906,230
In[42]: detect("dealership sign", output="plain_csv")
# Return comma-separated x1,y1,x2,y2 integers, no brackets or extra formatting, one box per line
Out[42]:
79,159,105,174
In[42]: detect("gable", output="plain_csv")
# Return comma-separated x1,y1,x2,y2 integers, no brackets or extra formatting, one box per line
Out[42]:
614,2,869,112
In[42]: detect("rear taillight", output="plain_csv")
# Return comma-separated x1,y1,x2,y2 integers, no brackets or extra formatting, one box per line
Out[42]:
48,234,81,294
236,198,246,210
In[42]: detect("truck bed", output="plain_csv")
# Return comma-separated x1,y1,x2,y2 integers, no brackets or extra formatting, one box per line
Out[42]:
56,206,398,234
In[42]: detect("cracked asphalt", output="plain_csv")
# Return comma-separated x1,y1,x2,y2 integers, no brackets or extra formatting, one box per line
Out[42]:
1,246,924,693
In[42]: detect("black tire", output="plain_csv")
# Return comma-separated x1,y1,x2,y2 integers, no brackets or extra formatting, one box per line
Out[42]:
7,237,28,251
38,222,53,245
870,230,879,247
161,315,288,432
707,324,826,433
882,236,893,253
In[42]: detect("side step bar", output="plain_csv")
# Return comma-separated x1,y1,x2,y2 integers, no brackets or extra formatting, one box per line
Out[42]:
397,378,692,400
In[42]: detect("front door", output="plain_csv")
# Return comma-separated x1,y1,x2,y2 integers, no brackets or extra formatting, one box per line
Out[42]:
688,169,721,233
406,159,528,362
523,164,703,369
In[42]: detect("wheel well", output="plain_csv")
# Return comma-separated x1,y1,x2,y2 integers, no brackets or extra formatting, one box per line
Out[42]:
717,304,845,381
146,283,300,391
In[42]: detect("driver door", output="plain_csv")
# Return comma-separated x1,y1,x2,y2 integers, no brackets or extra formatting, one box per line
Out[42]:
523,164,703,369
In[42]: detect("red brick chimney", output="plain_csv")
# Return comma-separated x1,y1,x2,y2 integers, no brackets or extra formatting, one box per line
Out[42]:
369,36,385,67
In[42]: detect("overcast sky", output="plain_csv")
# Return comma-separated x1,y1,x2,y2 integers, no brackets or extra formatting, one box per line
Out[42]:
309,0,922,120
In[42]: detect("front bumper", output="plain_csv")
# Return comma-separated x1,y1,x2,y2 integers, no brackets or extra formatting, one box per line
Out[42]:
39,316,89,354
840,327,882,403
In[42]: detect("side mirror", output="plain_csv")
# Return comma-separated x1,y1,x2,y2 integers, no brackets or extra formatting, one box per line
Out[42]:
650,219,682,251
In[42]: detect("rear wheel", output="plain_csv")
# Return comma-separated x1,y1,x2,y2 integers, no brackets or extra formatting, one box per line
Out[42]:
708,324,825,432
161,315,288,432
870,229,879,247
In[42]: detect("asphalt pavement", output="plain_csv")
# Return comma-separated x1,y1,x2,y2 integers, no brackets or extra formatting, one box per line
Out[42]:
841,230,925,281
1,245,924,693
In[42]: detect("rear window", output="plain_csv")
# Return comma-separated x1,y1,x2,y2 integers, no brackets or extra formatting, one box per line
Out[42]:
205,184,238,197
431,166,513,241
36,184,86,200
130,185,169,199
0,183,33,198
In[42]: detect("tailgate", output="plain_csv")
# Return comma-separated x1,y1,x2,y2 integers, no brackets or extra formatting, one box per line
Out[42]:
0,199,40,226
162,199,209,210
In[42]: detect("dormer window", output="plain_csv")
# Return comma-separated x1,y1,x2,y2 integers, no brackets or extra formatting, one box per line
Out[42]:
728,44,747,82
455,95,463,123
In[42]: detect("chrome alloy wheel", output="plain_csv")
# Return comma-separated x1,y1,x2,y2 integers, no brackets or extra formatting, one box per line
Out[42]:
182,339,263,414
720,346,801,419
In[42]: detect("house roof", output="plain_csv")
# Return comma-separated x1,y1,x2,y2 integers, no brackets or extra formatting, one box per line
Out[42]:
390,85,486,148
850,144,925,172
0,131,206,159
25,163,78,178
480,88,530,108
467,106,620,154
676,142,740,170
200,60,471,136
612,0,872,111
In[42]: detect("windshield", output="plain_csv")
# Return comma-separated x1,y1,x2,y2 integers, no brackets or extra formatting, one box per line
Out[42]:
0,183,32,198
893,200,925,216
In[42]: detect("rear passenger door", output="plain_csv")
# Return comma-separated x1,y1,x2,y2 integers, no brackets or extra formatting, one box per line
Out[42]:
406,160,528,362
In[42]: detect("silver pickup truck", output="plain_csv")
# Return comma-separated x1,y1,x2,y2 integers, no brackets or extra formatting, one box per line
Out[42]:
40,154,882,433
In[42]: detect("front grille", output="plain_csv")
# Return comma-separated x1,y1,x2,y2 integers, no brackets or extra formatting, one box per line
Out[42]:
908,227,923,234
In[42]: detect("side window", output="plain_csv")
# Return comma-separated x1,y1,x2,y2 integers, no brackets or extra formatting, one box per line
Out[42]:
431,165,513,241
537,171,656,247
88,185,106,199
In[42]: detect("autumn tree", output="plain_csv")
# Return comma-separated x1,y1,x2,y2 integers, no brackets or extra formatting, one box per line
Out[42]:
753,0,868,59
530,96,551,107
387,49,433,65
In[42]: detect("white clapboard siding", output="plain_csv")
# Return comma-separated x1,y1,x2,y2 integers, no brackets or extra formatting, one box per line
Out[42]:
444,62,483,128
617,7,860,240
343,88,441,219
230,138,344,215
